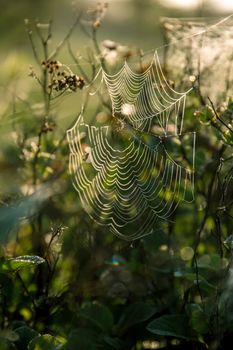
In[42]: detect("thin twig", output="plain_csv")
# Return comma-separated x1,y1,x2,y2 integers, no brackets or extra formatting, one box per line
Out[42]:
192,145,226,262
48,14,82,60
27,29,41,66
208,96,233,134
191,145,226,305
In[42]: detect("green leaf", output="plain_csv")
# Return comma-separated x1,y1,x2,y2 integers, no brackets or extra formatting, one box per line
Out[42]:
198,278,216,294
77,303,113,333
174,269,216,294
174,269,197,281
103,336,124,349
64,329,97,350
0,337,17,350
185,304,209,335
147,314,190,340
0,329,19,342
116,302,157,335
198,254,221,270
14,326,39,350
28,334,65,350
0,255,44,273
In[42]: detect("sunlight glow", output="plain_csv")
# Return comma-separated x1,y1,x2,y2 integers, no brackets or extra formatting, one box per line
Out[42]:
158,0,233,11
158,0,199,9
212,0,233,11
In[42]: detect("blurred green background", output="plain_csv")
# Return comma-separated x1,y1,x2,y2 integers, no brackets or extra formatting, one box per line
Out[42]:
1,1,233,349
0,0,232,193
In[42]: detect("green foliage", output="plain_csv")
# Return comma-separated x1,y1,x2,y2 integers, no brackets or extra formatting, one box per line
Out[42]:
147,314,190,339
115,302,157,335
185,304,208,335
28,334,65,350
77,303,114,333
0,4,233,350
0,338,17,350
63,329,97,350
14,326,39,350
0,256,44,273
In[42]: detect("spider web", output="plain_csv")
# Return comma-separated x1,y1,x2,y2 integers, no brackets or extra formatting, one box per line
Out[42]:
161,17,233,102
67,51,195,240
102,52,191,136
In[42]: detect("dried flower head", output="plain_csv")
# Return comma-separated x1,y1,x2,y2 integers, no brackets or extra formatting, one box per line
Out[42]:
87,1,108,29
41,60,85,93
